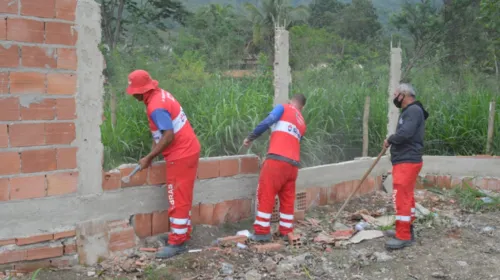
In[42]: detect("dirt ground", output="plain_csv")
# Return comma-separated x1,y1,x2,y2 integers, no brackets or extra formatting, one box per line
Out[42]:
17,187,500,280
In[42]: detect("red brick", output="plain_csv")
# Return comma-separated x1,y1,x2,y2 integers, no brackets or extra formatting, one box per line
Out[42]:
21,0,56,18
9,123,45,147
240,156,259,174
198,203,214,225
0,97,20,121
0,250,26,264
57,48,77,70
55,0,77,21
45,22,77,45
53,230,76,240
9,175,46,200
45,122,75,145
26,246,63,261
331,229,354,240
0,151,20,175
0,239,15,246
21,149,57,173
424,175,436,188
0,178,9,201
415,176,425,189
20,98,56,120
46,73,76,95
0,124,7,147
197,160,219,179
319,187,328,206
46,171,78,196
224,199,252,223
55,98,76,120
108,220,130,230
305,187,321,209
120,166,148,187
0,0,18,14
190,204,201,225
0,72,8,94
109,227,136,252
217,235,247,246
102,171,121,191
219,158,239,177
148,162,166,185
133,213,152,238
6,18,44,43
63,243,77,255
294,210,305,222
16,234,53,246
0,45,19,67
0,18,5,40
9,72,45,94
436,175,452,189
253,243,283,253
21,46,57,68
152,210,169,236
56,147,77,169
212,201,231,225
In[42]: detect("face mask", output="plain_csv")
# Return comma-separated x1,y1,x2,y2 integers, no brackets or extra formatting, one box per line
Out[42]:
393,93,404,108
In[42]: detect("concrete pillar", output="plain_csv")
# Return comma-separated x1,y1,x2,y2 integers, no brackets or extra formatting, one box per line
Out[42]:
386,43,402,141
273,26,291,106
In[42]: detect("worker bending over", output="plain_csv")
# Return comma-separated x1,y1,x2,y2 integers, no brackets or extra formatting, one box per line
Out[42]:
126,70,201,258
243,94,307,241
384,83,429,250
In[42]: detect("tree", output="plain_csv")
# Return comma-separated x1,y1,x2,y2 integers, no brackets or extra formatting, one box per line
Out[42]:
243,0,310,54
179,4,251,69
479,0,500,76
98,0,190,49
308,0,346,31
391,0,444,79
337,0,382,44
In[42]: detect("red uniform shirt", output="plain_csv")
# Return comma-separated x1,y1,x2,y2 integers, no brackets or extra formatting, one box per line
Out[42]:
146,89,200,161
267,104,306,162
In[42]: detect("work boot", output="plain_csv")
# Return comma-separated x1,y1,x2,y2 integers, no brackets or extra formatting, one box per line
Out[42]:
156,244,187,259
384,225,416,242
385,237,414,250
249,233,272,242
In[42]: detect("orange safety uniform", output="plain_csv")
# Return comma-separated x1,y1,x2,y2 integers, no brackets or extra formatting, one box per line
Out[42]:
250,103,306,236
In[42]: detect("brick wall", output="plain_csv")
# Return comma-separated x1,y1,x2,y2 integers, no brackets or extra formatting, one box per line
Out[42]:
0,0,78,202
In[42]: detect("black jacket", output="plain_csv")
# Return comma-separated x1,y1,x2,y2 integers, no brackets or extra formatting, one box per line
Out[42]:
388,101,429,165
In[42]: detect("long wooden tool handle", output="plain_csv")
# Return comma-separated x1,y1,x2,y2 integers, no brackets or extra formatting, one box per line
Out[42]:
332,147,387,222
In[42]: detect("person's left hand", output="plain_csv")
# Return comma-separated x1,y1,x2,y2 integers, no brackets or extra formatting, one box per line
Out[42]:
139,156,153,170
383,139,390,149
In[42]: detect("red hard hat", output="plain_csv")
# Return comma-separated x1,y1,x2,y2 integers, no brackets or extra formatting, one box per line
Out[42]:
126,70,159,95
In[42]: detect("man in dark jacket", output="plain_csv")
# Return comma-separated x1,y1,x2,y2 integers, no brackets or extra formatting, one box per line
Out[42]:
383,83,429,250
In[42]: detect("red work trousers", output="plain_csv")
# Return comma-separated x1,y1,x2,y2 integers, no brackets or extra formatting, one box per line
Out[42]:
392,162,423,240
254,159,298,236
165,153,199,245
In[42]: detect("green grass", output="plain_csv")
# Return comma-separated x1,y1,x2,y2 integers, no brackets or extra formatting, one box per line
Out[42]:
451,184,500,212
101,50,500,170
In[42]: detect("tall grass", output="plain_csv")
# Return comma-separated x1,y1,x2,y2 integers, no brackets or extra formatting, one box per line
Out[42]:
101,50,499,170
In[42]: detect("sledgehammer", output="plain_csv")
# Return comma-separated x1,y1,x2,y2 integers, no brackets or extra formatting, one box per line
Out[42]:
121,164,141,184
332,147,387,222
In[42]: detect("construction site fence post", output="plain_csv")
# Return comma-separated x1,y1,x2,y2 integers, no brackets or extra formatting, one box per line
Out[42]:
362,95,370,157
486,100,496,154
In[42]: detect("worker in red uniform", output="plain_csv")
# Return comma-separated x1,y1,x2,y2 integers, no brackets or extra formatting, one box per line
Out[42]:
243,94,307,241
383,83,429,250
126,70,201,258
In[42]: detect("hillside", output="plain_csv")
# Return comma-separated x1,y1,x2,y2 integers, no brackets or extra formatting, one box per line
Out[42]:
182,0,427,27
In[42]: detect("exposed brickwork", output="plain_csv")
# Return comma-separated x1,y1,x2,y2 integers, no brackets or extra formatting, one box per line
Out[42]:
103,155,261,191
0,0,79,205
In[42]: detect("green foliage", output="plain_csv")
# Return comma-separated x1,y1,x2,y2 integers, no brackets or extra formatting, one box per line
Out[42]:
100,0,500,171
